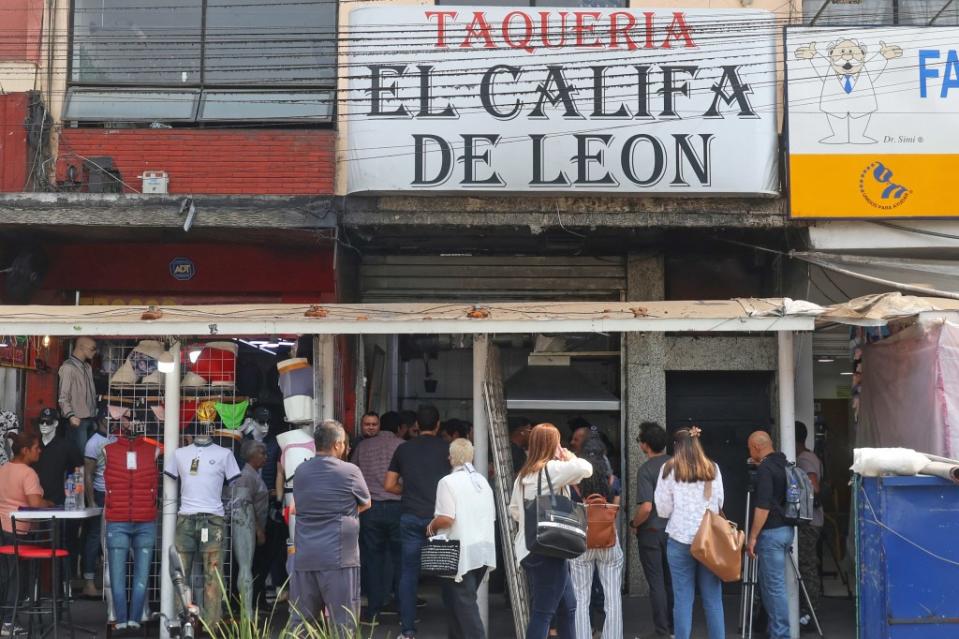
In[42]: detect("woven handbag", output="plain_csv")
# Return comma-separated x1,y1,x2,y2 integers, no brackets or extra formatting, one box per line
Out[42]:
420,535,461,577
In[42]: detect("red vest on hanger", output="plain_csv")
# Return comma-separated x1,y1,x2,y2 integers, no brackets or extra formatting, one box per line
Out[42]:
103,436,158,523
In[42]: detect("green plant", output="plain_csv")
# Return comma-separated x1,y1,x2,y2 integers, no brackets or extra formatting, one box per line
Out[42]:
198,572,370,639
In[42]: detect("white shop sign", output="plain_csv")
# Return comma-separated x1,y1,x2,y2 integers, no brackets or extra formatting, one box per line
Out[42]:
345,7,779,195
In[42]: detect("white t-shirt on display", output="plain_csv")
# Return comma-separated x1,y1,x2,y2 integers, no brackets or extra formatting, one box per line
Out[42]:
164,442,241,516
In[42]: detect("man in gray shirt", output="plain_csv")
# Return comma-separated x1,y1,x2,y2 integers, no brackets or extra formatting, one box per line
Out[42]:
629,422,674,637
290,420,371,635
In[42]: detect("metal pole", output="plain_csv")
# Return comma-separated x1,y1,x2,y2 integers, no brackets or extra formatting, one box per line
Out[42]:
777,331,800,639
472,334,490,638
322,334,335,421
160,341,181,639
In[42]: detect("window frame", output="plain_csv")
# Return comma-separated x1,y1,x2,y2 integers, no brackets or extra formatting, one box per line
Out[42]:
65,0,339,124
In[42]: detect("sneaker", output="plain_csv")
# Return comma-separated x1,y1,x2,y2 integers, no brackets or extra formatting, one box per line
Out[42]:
1,623,25,637
416,597,427,608
127,622,141,630
115,623,128,630
395,635,414,639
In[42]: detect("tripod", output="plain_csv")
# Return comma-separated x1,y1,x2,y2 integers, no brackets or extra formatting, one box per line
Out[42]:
738,489,823,639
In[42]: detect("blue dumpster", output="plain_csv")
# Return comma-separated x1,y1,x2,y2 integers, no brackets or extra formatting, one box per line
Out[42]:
856,475,959,639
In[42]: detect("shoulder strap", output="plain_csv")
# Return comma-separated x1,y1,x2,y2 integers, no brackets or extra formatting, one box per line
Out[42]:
703,478,712,501
543,465,556,495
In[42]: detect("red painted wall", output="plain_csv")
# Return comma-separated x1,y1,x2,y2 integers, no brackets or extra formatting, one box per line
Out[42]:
41,243,336,302
57,128,335,195
0,93,28,191
0,0,43,63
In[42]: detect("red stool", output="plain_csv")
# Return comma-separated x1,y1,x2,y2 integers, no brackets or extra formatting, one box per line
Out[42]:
3,516,75,639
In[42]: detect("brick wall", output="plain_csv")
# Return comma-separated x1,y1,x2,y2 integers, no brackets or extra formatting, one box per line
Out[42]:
0,0,43,63
0,93,28,191
56,128,335,195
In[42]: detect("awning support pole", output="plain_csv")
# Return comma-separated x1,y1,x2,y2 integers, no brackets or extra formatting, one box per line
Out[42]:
160,341,181,639
472,334,490,638
320,335,335,421
777,331,800,639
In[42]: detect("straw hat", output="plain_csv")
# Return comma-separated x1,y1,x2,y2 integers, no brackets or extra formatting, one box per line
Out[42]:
110,361,138,385
181,371,208,388
139,371,162,385
132,340,167,360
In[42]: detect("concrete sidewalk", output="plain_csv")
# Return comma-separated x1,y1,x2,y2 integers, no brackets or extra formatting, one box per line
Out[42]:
67,583,856,638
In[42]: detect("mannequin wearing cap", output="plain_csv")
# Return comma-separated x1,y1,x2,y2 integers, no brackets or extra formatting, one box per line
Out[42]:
35,407,83,507
58,337,98,454
163,417,241,629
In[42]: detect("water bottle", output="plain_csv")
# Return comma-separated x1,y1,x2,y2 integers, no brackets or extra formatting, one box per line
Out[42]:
64,473,77,511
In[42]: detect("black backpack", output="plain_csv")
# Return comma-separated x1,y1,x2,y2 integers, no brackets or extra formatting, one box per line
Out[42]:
782,462,815,526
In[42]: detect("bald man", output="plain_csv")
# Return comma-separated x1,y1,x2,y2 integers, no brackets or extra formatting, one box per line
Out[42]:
746,430,793,639
58,337,98,453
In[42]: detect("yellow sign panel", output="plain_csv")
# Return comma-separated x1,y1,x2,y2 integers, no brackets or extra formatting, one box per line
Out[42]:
786,27,959,218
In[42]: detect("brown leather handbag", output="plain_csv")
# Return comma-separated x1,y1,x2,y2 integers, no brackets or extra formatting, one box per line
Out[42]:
691,480,745,582
583,493,620,549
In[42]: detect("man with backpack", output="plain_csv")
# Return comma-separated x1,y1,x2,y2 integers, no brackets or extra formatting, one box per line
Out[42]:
746,430,796,639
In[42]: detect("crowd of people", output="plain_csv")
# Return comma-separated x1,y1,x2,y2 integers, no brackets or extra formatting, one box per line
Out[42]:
289,410,825,639
0,383,824,639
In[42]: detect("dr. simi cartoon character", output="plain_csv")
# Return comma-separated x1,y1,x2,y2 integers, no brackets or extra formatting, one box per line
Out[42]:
794,38,903,144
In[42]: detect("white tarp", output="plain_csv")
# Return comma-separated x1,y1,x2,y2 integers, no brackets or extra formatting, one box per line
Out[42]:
859,320,959,458
345,7,779,195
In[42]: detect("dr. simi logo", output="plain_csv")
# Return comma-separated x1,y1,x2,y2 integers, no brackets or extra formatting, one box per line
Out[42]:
859,161,910,210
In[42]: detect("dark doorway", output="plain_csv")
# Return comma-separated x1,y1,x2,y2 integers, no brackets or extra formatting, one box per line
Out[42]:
665,371,773,529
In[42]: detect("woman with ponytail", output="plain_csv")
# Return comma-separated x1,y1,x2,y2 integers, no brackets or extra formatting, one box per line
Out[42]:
654,427,725,639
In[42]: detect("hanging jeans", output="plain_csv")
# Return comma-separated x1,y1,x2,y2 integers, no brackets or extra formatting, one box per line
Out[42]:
666,538,725,639
175,514,226,628
105,522,156,625
232,502,257,616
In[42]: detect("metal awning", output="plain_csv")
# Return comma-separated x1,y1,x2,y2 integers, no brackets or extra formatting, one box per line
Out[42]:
0,299,816,336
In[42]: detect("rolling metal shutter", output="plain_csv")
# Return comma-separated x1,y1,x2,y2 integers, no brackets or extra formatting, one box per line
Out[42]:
360,255,626,302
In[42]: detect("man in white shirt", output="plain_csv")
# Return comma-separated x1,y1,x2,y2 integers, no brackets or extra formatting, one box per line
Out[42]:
164,437,241,628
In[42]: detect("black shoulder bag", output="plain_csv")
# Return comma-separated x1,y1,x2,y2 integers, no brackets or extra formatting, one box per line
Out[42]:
523,466,588,559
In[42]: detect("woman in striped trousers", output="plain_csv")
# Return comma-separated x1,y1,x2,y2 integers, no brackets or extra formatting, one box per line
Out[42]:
569,439,624,639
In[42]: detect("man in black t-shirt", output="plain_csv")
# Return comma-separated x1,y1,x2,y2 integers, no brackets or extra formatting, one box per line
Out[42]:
384,405,450,639
629,422,673,637
746,430,794,639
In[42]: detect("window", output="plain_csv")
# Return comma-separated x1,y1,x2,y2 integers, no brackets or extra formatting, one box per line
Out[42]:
68,0,336,123
71,0,202,85
803,0,958,25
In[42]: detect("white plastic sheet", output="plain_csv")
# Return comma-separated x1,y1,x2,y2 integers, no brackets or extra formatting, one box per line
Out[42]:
859,320,959,457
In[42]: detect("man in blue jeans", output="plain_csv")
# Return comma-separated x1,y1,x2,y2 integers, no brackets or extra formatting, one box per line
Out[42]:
747,430,795,639
384,405,450,639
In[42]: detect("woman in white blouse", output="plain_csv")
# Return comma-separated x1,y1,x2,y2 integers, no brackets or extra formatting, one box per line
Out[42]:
427,438,496,639
654,427,725,639
509,424,593,639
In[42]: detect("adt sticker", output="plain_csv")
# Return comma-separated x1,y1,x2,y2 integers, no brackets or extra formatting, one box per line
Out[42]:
169,257,197,281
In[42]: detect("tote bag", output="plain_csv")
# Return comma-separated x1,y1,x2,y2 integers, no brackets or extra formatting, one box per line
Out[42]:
691,480,745,582
420,535,460,577
523,467,588,560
